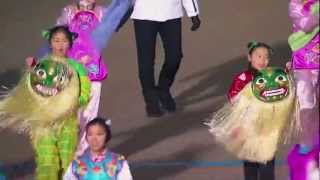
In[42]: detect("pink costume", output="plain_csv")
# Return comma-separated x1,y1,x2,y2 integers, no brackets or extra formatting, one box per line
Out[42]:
289,0,319,147
57,4,108,81
57,5,106,157
287,0,319,179
60,1,131,179
56,0,131,155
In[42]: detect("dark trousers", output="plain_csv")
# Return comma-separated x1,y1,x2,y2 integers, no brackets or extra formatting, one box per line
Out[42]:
243,158,275,180
133,18,183,105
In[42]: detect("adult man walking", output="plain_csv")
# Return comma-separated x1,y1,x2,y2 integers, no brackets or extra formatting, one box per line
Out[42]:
130,0,201,117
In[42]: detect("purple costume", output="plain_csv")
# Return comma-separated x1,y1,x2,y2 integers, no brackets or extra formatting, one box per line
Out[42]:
57,0,131,81
57,5,107,81
288,144,319,180
56,2,131,179
287,0,319,179
289,0,319,70
68,10,108,81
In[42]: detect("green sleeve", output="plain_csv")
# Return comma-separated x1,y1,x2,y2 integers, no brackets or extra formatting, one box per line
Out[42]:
67,59,87,77
67,59,91,106
312,2,319,15
79,76,91,106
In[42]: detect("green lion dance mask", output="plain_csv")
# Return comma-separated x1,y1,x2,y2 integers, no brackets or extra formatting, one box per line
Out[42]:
30,59,72,97
252,67,290,102
0,56,92,179
208,67,295,163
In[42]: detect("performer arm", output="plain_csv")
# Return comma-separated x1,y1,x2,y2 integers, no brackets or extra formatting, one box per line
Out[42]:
62,160,79,180
289,0,319,32
116,5,134,32
117,160,133,180
25,56,37,67
227,72,252,103
91,0,131,52
69,60,91,106
56,6,74,25
70,159,80,179
78,68,91,107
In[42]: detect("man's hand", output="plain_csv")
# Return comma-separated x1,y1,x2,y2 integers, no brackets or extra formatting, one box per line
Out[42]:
191,15,201,31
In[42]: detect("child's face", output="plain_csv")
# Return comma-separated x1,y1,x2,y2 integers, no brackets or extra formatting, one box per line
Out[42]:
78,0,95,11
248,47,270,71
50,31,70,57
86,124,107,152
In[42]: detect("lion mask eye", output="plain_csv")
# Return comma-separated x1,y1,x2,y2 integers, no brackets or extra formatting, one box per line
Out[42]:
275,75,287,83
255,78,267,85
36,69,47,79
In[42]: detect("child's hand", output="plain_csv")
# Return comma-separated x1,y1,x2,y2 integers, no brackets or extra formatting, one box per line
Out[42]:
25,57,36,67
231,127,242,138
79,55,91,65
285,61,292,72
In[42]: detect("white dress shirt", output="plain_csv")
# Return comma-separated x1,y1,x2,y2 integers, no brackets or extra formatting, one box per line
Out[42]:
131,0,199,22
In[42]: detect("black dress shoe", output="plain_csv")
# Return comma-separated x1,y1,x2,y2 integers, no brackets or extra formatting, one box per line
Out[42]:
143,90,164,117
145,105,164,117
158,89,176,113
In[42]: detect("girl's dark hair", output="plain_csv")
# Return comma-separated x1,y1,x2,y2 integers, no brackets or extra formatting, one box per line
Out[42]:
85,117,112,143
247,41,273,72
44,25,78,47
247,41,274,56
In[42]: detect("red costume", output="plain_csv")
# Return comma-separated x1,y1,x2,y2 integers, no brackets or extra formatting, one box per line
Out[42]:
227,70,254,101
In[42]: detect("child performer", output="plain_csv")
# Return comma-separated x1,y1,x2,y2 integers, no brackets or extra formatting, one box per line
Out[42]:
56,0,131,155
287,0,319,179
0,25,91,179
207,42,296,180
68,117,133,179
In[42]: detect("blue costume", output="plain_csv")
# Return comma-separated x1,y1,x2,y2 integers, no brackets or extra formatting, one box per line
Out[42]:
72,149,131,179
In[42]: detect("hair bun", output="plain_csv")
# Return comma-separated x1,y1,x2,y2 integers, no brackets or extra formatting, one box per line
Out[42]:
247,41,258,51
41,30,50,40
105,119,112,126
247,41,274,55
